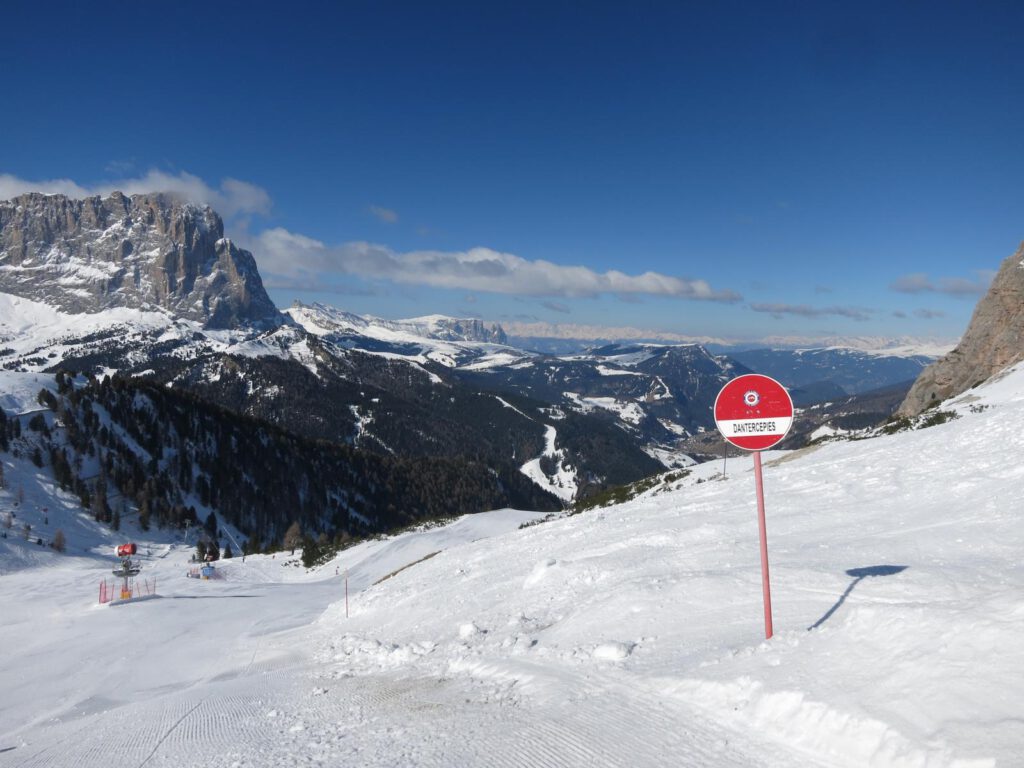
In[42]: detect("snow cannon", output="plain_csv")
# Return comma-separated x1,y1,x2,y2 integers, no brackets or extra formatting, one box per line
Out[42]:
116,543,137,558
113,543,141,578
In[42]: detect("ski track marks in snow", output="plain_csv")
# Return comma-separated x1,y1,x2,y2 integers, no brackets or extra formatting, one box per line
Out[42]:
2,666,788,767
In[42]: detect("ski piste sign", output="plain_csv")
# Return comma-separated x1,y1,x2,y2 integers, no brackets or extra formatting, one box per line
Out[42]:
714,374,794,451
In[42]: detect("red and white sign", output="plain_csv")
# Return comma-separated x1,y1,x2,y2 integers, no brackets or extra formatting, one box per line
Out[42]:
714,374,794,451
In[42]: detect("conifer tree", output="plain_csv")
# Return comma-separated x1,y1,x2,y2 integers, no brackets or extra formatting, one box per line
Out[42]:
300,534,320,568
139,498,151,531
91,477,110,522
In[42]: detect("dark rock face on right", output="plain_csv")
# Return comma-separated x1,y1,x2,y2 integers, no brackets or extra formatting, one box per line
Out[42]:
898,242,1024,417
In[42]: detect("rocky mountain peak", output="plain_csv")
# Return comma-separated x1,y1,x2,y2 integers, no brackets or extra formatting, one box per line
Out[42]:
414,315,508,344
0,191,280,329
898,242,1024,416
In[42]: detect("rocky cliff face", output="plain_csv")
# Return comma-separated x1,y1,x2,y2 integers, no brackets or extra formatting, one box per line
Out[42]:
0,192,280,328
405,317,505,344
899,242,1024,416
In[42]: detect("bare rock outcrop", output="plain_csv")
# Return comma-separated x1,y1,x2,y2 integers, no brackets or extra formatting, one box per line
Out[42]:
898,242,1024,416
0,192,280,328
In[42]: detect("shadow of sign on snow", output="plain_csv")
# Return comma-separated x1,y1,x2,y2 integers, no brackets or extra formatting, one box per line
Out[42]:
808,565,908,631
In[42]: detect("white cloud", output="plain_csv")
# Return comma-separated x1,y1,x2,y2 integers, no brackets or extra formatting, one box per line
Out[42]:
890,272,932,294
0,174,92,199
542,300,571,314
890,270,994,298
250,227,742,302
499,320,733,346
749,302,872,321
367,205,399,224
0,170,271,218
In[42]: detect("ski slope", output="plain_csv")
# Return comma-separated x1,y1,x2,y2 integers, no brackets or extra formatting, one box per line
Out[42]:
2,365,1024,766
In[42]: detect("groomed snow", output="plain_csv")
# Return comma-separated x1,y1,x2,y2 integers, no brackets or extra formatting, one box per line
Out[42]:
2,364,1024,765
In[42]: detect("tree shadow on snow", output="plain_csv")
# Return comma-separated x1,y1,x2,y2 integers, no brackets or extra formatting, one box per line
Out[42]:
808,565,908,631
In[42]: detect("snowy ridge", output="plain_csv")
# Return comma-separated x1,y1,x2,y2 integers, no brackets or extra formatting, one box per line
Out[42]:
0,292,317,379
285,301,523,370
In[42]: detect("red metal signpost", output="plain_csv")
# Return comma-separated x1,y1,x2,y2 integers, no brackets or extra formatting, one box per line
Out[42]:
714,374,794,640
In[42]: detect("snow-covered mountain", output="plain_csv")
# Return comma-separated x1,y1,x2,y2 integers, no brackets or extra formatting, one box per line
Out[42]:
285,301,522,369
748,335,955,358
0,192,943,509
728,347,934,396
288,301,508,344
0,285,927,503
0,275,659,506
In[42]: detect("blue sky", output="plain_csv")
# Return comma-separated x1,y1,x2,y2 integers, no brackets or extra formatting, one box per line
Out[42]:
1,1,1021,344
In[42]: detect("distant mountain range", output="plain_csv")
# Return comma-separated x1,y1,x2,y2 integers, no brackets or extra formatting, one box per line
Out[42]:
503,321,953,359
0,191,942,547
726,347,933,396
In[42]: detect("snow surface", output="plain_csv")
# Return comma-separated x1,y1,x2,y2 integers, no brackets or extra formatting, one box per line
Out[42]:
595,364,645,377
0,372,57,415
519,424,578,503
809,424,849,441
0,293,304,377
642,444,698,470
564,391,646,425
3,365,1024,765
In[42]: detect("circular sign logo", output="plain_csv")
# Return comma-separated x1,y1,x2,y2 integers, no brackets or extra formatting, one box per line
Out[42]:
714,374,794,451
